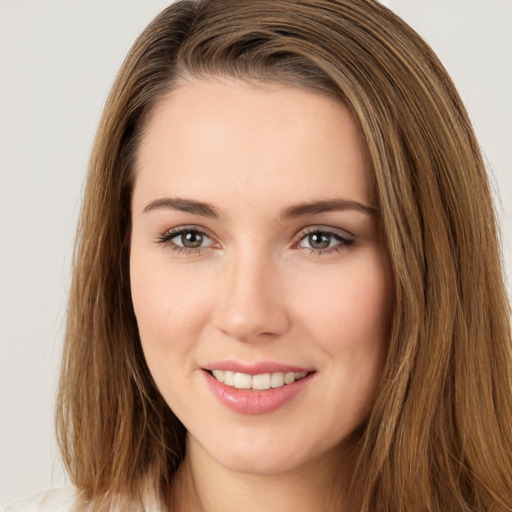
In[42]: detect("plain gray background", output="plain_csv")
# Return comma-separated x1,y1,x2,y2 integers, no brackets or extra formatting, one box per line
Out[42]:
1,0,511,505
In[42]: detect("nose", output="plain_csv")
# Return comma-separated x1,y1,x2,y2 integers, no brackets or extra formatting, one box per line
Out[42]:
211,250,291,343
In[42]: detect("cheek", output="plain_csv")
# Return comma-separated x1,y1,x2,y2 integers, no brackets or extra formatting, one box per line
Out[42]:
129,252,213,372
130,258,215,419
292,252,392,351
290,252,391,419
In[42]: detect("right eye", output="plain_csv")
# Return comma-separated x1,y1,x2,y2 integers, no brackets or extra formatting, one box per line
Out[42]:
157,227,216,253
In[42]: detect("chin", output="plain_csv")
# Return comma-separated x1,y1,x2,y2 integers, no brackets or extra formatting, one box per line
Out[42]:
192,425,341,477
217,450,301,476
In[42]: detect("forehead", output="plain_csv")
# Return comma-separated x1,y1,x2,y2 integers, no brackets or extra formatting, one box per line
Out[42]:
133,77,372,213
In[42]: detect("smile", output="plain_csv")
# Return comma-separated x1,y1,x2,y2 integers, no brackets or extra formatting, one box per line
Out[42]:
203,365,316,414
210,370,308,390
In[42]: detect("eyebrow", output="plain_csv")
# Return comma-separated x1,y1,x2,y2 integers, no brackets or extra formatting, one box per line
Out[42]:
281,199,378,220
143,197,220,218
142,197,377,219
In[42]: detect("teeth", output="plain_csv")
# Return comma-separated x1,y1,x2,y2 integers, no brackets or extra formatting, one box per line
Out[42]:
270,372,284,388
284,372,295,384
212,369,224,382
210,370,309,390
224,370,235,386
252,373,271,390
233,372,252,389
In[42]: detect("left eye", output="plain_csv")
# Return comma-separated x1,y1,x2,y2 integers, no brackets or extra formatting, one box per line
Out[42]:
168,229,214,249
298,231,350,250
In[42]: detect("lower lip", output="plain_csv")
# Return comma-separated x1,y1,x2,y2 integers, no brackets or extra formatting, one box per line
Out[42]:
203,370,314,415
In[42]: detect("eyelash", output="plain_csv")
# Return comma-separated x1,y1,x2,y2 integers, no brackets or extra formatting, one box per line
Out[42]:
155,226,216,256
293,227,355,255
155,226,355,256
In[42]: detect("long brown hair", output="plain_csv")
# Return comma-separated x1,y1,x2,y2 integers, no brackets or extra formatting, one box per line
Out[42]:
56,1,512,510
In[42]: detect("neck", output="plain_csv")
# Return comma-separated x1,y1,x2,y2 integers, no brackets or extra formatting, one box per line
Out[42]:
171,435,355,512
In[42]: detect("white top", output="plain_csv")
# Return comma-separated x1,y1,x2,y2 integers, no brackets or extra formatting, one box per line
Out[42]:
3,487,78,512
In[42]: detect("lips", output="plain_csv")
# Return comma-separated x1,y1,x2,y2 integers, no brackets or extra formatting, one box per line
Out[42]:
202,361,315,414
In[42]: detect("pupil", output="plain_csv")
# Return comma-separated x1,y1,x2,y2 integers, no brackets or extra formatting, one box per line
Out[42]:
309,232,330,249
182,231,203,248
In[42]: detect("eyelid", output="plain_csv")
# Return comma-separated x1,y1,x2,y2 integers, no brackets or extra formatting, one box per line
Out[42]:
294,225,355,242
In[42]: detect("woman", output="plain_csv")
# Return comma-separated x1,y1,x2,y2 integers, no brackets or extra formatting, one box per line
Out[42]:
7,0,512,510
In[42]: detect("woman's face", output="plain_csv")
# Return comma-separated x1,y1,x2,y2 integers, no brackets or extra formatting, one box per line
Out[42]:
130,78,392,476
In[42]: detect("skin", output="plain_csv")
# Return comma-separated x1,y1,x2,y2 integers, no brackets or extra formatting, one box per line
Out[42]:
130,77,392,512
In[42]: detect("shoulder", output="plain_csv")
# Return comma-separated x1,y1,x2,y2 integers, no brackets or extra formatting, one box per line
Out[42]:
3,487,79,512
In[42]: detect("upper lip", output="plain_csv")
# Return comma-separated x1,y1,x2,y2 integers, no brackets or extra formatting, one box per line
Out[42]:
203,360,315,375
